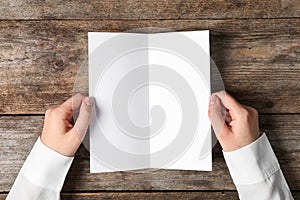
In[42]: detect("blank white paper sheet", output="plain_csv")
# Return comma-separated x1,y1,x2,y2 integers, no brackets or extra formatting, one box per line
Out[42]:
88,30,212,173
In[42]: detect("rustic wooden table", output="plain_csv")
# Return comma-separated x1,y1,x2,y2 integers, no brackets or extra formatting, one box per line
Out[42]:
0,0,299,199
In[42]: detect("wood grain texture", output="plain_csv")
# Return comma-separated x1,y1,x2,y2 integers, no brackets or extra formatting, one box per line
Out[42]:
0,115,299,192
0,0,283,20
0,19,299,114
61,192,239,200
0,192,238,200
1,192,300,200
1,0,299,199
59,191,298,200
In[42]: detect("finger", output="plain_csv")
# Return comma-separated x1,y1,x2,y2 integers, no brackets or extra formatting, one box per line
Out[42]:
214,90,243,116
208,94,229,138
71,97,94,142
60,93,86,113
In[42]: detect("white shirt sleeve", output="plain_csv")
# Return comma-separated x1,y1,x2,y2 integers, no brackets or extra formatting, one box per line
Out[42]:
6,137,74,200
223,133,294,200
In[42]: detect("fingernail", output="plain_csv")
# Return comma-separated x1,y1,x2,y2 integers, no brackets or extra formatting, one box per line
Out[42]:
84,97,94,106
209,95,216,105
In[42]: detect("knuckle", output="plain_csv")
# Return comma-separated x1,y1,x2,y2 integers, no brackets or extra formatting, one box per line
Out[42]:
241,106,260,123
51,107,63,116
45,108,54,116
239,107,251,120
239,107,248,115
246,106,259,117
251,107,259,116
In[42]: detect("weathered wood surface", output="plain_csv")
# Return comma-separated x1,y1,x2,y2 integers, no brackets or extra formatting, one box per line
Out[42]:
62,192,238,200
1,191,300,200
60,191,296,200
0,192,238,200
0,19,299,114
0,114,299,192
0,0,299,198
0,0,299,20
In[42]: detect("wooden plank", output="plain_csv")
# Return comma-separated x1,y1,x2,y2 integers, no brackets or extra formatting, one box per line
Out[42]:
60,191,298,200
0,0,283,20
1,191,300,200
0,192,238,200
0,19,300,114
61,192,239,200
0,114,299,192
0,0,299,20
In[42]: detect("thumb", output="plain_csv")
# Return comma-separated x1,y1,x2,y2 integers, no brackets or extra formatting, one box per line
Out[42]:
208,94,229,138
72,97,94,142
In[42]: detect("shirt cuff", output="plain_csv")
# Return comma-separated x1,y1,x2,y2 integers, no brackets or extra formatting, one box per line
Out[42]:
20,137,74,192
223,133,280,185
